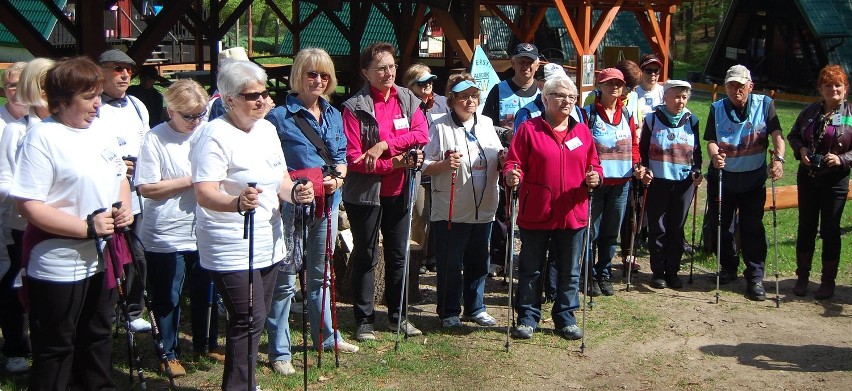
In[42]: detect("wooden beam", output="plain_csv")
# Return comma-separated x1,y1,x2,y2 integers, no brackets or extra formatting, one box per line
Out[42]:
78,0,106,57
183,8,212,37
588,0,622,52
634,10,662,56
432,8,473,66
642,4,668,59
484,4,523,43
128,1,195,65
553,0,584,54
401,3,428,67
0,0,54,57
522,6,548,43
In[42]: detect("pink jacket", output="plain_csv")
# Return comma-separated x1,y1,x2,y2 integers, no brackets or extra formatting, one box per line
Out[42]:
503,116,603,230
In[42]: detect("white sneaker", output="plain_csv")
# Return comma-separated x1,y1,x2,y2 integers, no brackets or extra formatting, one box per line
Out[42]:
465,312,497,326
324,340,359,353
5,356,28,373
389,319,422,336
271,360,296,375
129,318,152,333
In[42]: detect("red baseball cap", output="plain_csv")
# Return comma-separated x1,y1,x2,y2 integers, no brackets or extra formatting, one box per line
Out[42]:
596,68,625,84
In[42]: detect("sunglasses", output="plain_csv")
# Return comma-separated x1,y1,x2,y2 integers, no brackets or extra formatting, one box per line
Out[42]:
643,68,661,75
306,71,331,82
179,110,207,122
416,80,434,87
106,65,134,75
238,90,270,101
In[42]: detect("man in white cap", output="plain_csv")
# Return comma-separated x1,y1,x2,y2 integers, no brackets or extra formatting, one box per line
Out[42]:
97,48,152,332
704,64,785,301
513,63,584,130
482,43,541,276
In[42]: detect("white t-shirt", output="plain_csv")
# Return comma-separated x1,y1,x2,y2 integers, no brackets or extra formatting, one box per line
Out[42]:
190,117,287,272
0,105,23,250
98,95,150,214
11,118,127,282
136,122,199,253
0,114,41,232
635,83,664,121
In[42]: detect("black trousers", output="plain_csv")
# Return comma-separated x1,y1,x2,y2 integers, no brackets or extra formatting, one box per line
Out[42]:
211,263,278,391
28,273,117,391
706,173,767,284
646,179,696,277
795,166,849,264
0,229,30,357
345,195,410,325
124,216,146,320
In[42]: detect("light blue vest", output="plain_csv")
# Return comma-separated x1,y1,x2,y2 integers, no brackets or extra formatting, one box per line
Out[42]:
497,81,538,129
712,94,771,172
586,104,634,179
645,111,698,181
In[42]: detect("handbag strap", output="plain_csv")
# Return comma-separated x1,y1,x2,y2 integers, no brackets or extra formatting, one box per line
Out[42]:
293,111,334,167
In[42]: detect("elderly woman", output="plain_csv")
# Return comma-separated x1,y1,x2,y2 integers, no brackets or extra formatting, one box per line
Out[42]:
11,56,133,390
342,42,428,342
505,76,602,340
639,80,702,289
787,64,852,300
135,79,219,377
422,73,501,328
264,47,358,376
583,68,641,297
191,60,313,390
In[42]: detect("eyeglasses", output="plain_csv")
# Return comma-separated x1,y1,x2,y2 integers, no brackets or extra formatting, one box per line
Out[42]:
179,110,207,122
368,64,398,75
456,93,479,102
306,71,331,82
238,90,270,101
415,80,433,87
643,68,660,75
547,93,578,103
3,83,16,89
105,65,134,75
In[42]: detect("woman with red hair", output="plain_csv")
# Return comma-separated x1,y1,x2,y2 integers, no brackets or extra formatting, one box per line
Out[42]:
787,64,852,300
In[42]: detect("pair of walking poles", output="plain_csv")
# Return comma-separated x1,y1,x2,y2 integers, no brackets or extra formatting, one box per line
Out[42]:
95,201,177,391
395,148,422,352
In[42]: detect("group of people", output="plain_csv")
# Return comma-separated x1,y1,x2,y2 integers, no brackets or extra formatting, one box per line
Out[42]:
0,40,848,390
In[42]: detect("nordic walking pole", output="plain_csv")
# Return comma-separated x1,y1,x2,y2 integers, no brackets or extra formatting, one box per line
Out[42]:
395,148,420,352
242,182,257,391
293,177,312,391
580,165,594,354
438,149,459,335
771,168,781,308
688,173,700,284
205,280,214,353
715,169,723,304
113,202,177,390
319,165,341,368
504,163,519,353
446,150,458,230
627,180,649,292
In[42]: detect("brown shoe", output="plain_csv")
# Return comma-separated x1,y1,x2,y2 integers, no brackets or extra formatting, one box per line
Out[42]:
195,347,226,363
160,359,186,378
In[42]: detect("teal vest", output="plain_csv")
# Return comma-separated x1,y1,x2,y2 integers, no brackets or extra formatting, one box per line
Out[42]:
646,111,698,181
586,104,633,179
497,81,537,129
712,94,771,172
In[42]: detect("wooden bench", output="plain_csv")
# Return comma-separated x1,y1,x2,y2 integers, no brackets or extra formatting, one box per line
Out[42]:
764,182,852,211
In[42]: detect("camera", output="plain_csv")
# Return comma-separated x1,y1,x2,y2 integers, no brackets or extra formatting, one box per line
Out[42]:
808,153,825,170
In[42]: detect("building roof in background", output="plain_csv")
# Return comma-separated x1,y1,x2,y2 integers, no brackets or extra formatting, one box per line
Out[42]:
795,0,852,70
0,0,67,47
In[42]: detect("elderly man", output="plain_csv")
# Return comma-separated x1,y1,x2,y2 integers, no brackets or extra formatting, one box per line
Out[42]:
513,63,584,128
97,49,152,331
704,64,785,301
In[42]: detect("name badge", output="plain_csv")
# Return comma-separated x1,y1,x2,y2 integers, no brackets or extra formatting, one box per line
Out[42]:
565,137,582,151
101,148,119,163
833,114,842,126
393,117,409,130
267,154,283,169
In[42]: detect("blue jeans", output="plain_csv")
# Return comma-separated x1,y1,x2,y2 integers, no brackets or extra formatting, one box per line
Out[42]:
146,250,219,358
432,221,491,319
590,182,630,278
267,193,343,362
515,228,584,330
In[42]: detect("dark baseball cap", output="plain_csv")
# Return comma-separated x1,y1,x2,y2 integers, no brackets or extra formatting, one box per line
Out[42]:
512,43,539,60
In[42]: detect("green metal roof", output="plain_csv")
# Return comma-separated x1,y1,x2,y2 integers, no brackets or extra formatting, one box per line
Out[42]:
0,0,66,47
280,3,403,56
544,8,651,57
795,0,852,70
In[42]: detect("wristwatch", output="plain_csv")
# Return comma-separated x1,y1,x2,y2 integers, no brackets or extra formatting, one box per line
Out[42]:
773,154,785,164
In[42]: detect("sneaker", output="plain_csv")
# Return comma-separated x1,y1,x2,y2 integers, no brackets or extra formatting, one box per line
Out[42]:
419,266,428,275
489,264,504,277
323,340,360,353
465,312,497,326
560,324,583,340
5,356,28,373
389,319,422,337
587,279,602,297
683,242,695,255
160,359,186,378
746,282,767,301
194,346,226,362
512,324,534,339
355,324,376,342
129,318,152,333
441,316,462,328
271,360,296,375
598,277,615,296
650,275,667,289
792,277,809,297
666,275,684,289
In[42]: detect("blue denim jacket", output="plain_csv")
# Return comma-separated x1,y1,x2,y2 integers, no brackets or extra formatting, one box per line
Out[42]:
266,94,347,171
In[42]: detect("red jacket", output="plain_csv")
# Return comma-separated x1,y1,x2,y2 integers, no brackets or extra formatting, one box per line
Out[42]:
503,116,603,230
